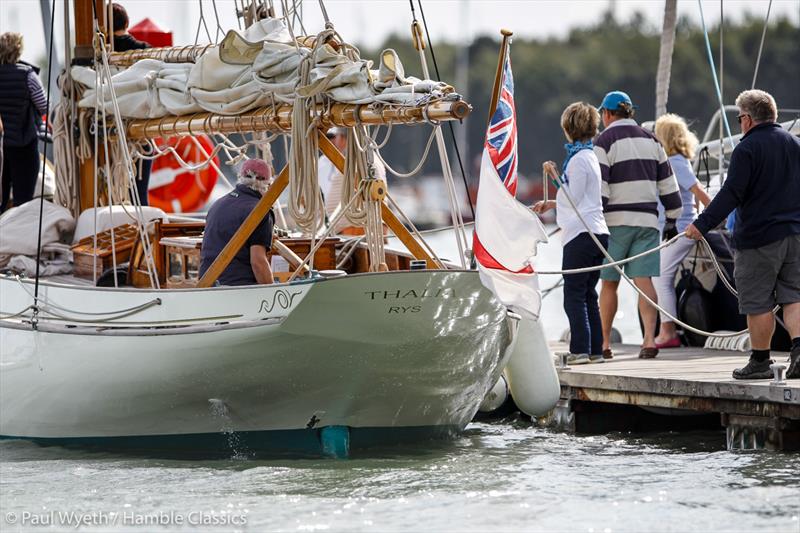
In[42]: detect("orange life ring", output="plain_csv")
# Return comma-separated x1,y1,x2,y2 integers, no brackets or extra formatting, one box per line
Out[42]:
148,135,219,213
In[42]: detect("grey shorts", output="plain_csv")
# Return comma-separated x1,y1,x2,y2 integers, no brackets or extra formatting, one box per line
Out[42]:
733,234,800,314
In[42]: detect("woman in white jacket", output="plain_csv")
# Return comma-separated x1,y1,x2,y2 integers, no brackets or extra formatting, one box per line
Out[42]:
534,102,609,364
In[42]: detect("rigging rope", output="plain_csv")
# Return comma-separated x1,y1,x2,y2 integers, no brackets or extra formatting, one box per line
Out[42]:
751,0,773,89
697,0,735,152
370,126,438,178
93,23,161,289
32,0,58,328
194,0,214,46
414,0,475,221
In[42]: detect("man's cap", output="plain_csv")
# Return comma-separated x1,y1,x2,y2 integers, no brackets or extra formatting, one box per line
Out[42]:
599,91,638,111
239,159,270,180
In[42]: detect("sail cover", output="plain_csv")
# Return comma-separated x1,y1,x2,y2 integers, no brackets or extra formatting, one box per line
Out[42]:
73,18,455,119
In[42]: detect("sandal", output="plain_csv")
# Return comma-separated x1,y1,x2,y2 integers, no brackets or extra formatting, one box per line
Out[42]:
639,347,659,359
602,349,613,360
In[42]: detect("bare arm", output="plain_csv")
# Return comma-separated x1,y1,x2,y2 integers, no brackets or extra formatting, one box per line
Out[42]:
250,245,274,285
689,183,711,208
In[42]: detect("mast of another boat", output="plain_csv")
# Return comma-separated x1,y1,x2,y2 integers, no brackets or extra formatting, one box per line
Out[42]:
655,0,677,118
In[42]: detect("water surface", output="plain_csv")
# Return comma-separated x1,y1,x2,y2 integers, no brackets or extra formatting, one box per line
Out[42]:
2,419,798,532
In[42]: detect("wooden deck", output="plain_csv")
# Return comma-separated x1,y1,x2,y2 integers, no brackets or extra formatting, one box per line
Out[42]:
548,342,800,451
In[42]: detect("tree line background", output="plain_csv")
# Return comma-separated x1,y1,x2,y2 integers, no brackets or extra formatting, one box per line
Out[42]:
358,11,799,204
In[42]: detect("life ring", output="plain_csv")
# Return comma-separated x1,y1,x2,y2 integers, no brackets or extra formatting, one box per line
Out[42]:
148,135,219,213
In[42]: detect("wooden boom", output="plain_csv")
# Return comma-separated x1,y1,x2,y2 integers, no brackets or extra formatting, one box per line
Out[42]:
124,100,471,140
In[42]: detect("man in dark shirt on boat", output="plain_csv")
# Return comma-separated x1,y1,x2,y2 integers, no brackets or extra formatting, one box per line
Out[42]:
686,89,800,380
199,159,275,286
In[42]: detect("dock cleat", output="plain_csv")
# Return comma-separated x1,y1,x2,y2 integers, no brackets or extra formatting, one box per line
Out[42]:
732,358,775,380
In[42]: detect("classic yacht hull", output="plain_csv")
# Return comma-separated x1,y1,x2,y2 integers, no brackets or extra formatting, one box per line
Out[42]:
0,271,518,455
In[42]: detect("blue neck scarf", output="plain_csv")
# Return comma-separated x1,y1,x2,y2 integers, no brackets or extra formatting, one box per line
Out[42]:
560,139,594,185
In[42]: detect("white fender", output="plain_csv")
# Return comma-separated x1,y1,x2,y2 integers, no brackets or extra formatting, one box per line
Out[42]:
504,318,560,416
479,374,509,413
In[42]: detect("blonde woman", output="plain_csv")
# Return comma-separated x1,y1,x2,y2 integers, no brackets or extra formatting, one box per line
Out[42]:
534,102,609,364
653,114,711,348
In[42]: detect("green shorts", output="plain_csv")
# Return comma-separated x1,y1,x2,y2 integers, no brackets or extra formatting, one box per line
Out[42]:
600,226,661,281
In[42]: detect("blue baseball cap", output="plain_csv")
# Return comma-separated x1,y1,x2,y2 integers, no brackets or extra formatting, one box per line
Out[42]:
599,91,638,111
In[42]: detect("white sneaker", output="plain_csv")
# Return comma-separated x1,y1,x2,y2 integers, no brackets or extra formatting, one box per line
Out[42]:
566,353,590,365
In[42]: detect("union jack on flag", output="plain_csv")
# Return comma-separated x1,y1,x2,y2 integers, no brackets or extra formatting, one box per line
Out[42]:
486,57,519,196
472,44,548,320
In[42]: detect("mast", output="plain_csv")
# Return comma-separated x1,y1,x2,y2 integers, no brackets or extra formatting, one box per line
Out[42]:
655,0,677,118
74,0,106,212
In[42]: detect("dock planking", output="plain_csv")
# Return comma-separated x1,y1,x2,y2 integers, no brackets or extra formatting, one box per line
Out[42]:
548,342,800,451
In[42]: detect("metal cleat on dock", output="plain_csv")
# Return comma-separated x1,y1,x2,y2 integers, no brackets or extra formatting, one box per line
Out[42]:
769,363,787,385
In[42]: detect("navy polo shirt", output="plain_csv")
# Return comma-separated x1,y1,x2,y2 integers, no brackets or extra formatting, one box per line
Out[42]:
199,184,274,286
694,122,800,249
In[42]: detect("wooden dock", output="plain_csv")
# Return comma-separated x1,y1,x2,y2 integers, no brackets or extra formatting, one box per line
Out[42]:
548,343,800,451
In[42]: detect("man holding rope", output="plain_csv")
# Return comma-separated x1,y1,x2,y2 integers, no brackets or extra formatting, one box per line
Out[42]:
686,89,800,380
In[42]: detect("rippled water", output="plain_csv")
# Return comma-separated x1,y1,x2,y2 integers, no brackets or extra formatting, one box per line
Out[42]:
2,419,798,532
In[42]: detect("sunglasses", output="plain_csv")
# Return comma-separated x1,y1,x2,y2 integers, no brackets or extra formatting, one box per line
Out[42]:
737,113,750,124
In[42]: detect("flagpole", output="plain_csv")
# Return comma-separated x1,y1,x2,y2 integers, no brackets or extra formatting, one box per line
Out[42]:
487,29,513,126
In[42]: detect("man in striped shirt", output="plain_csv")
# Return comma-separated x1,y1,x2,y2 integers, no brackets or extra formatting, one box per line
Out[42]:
594,91,682,359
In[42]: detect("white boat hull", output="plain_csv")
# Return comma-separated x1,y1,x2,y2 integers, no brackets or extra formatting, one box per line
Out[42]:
0,271,518,455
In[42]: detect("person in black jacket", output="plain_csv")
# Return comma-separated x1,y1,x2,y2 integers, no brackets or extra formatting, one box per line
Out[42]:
686,89,800,380
0,32,48,213
111,3,153,205
111,3,150,52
